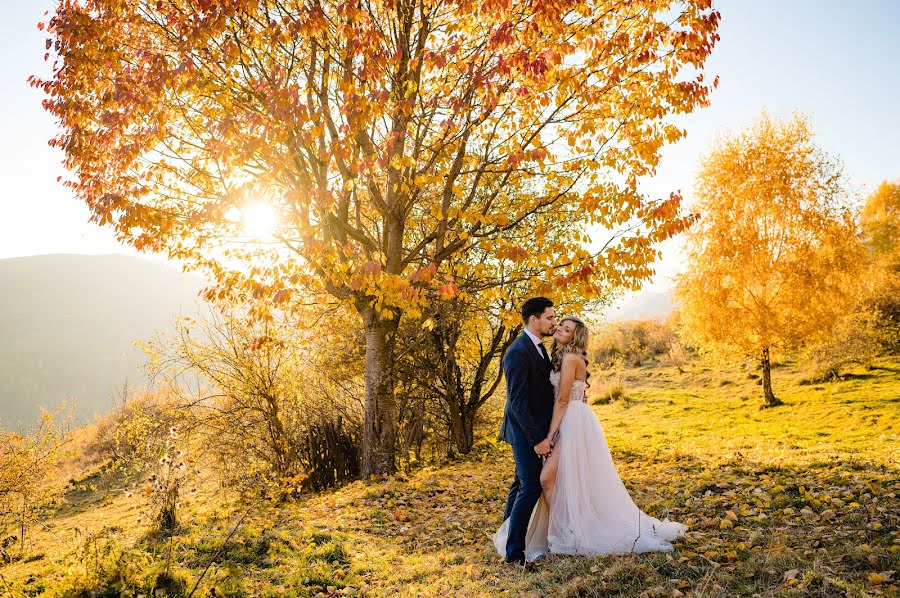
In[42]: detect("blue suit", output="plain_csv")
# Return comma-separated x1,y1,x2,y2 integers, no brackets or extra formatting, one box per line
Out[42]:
499,331,555,562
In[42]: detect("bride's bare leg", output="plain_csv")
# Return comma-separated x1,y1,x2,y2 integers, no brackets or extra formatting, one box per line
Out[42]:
540,445,561,507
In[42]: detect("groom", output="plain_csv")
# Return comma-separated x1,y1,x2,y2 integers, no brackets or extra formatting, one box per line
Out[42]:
499,297,557,567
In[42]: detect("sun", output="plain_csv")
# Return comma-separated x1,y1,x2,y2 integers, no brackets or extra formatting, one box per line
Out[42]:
241,201,279,240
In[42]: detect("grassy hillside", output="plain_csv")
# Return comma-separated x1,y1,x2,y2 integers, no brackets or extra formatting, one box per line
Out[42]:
1,357,897,597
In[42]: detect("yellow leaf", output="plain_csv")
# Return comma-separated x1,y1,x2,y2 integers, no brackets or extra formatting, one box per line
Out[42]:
868,571,895,584
783,569,800,581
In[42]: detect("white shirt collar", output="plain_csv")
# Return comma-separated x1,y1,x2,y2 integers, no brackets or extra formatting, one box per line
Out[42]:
523,328,544,351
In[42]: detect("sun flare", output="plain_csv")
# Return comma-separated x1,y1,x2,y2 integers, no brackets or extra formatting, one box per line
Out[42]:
241,202,279,240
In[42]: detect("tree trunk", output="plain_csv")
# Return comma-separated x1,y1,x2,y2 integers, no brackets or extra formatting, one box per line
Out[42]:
443,323,512,455
447,395,474,456
444,357,473,455
20,501,27,557
361,308,398,478
458,407,475,455
760,346,784,408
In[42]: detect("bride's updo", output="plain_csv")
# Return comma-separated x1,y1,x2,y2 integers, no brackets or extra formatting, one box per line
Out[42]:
551,316,590,382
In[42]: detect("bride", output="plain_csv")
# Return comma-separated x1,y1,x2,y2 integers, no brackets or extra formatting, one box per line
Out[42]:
494,316,687,560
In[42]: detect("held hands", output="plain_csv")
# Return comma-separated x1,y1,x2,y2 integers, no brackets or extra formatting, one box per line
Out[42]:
533,438,553,458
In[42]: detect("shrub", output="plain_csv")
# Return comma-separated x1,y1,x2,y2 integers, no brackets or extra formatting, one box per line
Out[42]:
144,425,187,535
593,374,626,405
666,339,689,373
140,305,363,498
800,309,881,382
591,318,680,368
0,405,72,560
85,384,178,467
53,526,191,596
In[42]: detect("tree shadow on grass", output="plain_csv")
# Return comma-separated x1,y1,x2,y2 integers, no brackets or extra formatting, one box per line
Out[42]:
839,372,878,381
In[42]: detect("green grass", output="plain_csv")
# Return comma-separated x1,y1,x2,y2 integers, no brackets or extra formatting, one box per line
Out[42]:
603,359,899,470
1,357,897,597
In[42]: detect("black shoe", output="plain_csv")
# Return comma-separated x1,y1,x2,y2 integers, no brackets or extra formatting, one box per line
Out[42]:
503,558,536,572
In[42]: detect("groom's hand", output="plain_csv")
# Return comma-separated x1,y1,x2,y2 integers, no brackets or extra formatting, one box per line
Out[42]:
533,438,552,457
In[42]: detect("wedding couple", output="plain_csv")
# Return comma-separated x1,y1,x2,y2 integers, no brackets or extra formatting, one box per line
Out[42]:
494,297,686,568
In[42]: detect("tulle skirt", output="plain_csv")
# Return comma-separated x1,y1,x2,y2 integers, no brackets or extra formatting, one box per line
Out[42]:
493,401,687,559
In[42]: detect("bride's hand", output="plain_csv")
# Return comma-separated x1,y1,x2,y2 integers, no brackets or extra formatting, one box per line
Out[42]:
533,438,553,457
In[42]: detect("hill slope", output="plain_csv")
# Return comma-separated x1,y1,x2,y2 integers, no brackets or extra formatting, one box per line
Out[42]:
0,254,207,431
2,357,897,596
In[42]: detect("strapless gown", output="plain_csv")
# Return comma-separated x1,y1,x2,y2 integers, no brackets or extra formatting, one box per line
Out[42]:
493,370,687,559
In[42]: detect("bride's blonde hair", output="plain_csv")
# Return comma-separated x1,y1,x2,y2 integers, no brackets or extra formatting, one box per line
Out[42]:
551,316,590,384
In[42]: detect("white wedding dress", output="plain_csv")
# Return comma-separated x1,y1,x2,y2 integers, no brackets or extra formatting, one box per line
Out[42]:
493,370,687,560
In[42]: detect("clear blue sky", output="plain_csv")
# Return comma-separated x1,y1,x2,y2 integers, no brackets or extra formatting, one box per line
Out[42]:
636,0,900,293
2,0,899,290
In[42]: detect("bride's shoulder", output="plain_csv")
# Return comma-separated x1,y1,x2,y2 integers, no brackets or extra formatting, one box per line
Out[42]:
560,352,585,366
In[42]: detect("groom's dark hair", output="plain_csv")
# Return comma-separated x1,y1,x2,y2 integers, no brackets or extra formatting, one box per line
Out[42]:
521,297,554,325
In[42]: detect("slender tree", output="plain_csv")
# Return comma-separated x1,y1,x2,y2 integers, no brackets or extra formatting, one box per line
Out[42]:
676,113,866,407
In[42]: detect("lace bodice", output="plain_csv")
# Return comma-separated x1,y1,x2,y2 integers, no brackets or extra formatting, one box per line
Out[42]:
550,370,587,403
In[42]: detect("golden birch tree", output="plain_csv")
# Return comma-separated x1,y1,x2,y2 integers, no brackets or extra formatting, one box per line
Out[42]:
860,181,900,258
676,113,866,407
860,180,900,352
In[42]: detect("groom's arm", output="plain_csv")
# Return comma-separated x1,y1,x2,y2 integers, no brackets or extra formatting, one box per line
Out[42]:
503,349,544,447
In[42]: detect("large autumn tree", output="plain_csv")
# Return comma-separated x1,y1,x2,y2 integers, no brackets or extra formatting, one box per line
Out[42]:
36,0,719,476
676,113,865,407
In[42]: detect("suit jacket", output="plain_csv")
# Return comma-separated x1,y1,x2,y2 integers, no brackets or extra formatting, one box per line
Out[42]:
499,331,555,447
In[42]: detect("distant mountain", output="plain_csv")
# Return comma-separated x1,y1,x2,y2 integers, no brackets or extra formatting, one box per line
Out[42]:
0,254,207,432
605,288,678,321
